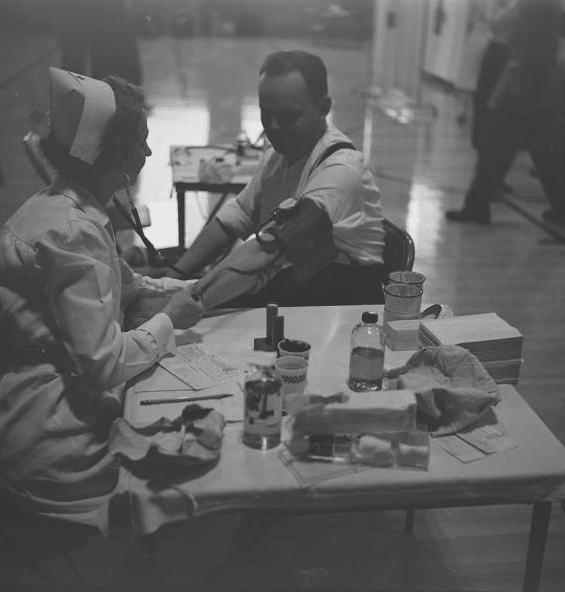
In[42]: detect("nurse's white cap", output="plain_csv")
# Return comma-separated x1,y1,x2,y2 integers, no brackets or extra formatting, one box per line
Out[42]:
49,67,116,165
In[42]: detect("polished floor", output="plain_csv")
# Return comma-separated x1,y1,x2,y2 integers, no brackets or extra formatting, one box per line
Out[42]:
1,29,565,592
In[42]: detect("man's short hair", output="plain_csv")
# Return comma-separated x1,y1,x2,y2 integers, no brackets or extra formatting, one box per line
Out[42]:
259,50,328,104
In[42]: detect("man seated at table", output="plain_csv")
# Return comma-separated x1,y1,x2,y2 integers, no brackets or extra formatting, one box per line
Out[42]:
172,49,385,308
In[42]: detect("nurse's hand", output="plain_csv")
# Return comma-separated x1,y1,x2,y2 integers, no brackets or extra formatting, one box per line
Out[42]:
162,288,204,329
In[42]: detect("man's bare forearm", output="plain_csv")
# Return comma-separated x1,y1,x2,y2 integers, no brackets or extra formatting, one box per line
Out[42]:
172,218,235,279
193,238,284,309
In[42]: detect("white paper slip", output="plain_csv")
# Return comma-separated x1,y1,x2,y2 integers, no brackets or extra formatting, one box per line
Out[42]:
487,436,519,452
458,431,518,454
159,343,245,390
134,365,192,393
457,432,500,454
472,424,505,438
216,390,244,422
435,435,486,463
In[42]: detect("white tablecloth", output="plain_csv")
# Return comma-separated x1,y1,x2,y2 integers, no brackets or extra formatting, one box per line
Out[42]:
118,306,565,537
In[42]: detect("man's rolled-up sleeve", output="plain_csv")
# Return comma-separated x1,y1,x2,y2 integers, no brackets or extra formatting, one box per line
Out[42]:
215,169,263,239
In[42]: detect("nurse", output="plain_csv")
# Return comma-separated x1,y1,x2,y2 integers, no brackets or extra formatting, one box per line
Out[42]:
0,68,203,531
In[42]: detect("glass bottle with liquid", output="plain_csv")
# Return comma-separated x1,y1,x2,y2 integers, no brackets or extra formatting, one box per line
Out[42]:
348,311,384,391
243,352,283,450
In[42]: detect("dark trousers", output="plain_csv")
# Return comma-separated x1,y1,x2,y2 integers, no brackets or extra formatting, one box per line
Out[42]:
473,41,510,150
219,263,385,308
464,106,565,216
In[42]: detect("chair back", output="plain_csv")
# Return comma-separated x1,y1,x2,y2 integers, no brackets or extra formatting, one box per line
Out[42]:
23,131,53,185
382,217,415,281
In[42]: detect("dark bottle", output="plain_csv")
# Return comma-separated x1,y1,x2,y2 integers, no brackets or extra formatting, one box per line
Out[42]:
243,353,283,450
348,311,384,392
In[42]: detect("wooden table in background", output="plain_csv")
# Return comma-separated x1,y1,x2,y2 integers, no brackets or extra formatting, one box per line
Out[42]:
170,145,261,247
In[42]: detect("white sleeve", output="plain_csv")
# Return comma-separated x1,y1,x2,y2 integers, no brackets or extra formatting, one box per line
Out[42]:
44,220,175,390
303,152,367,221
216,157,267,238
120,258,188,304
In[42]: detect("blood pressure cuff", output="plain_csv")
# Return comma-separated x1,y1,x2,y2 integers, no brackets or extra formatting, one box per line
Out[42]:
258,198,338,284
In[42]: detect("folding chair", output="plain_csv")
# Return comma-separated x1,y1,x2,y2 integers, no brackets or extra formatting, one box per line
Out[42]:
382,217,415,281
22,131,151,232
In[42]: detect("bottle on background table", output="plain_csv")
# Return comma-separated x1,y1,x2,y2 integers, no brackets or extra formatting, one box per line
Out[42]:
348,311,384,392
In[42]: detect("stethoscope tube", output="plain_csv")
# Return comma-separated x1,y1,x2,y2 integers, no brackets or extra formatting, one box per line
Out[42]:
112,184,189,279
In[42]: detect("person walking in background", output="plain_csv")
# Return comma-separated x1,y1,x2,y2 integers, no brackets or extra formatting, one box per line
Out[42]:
446,0,565,225
455,0,492,126
471,0,517,151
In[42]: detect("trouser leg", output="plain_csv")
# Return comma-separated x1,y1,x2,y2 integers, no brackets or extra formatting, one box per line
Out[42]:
472,42,510,150
464,110,520,213
219,264,385,308
263,264,385,306
527,112,565,217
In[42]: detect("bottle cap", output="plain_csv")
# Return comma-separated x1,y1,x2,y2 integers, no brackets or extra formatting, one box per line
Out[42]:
361,311,379,324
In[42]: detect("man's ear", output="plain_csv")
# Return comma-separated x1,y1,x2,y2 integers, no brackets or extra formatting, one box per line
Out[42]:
319,95,332,117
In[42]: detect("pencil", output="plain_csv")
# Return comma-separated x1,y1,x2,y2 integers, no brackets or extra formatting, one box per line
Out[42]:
140,393,234,406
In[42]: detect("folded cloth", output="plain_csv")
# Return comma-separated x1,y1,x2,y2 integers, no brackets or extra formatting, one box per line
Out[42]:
108,404,225,482
386,345,500,436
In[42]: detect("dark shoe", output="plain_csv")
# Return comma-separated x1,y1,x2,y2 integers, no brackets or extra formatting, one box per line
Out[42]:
445,208,490,224
541,209,565,225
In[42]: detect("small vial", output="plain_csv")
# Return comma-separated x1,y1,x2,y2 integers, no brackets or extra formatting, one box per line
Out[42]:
348,311,384,392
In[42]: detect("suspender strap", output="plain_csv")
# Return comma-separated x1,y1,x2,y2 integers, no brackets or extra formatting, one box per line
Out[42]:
317,141,356,166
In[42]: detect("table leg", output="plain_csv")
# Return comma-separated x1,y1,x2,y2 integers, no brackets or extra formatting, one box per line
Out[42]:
206,191,230,226
523,501,552,592
176,188,185,248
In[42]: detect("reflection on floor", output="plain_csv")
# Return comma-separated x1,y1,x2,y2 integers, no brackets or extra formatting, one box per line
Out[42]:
1,31,565,592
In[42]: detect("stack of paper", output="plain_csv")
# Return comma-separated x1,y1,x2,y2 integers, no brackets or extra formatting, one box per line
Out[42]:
419,313,523,384
159,343,244,390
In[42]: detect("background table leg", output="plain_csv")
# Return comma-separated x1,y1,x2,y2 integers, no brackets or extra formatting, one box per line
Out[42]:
177,188,185,248
523,501,552,592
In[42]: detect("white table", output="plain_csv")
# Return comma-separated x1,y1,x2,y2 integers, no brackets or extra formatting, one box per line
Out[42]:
122,305,565,592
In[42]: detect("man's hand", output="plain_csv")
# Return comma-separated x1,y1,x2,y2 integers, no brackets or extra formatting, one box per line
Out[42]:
162,288,204,329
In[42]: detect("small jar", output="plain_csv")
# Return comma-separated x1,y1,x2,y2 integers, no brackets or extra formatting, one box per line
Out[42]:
348,311,384,392
242,352,282,450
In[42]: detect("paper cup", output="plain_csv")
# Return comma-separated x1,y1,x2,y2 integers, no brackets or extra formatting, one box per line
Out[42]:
383,283,423,318
275,355,308,399
388,271,426,290
278,339,311,360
